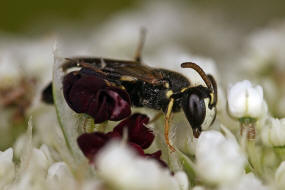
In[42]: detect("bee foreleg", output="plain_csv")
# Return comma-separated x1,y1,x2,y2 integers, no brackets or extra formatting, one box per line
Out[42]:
164,98,176,152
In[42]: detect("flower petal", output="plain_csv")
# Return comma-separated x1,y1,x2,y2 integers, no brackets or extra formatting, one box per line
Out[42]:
63,72,131,123
77,132,110,162
98,88,131,122
114,113,154,149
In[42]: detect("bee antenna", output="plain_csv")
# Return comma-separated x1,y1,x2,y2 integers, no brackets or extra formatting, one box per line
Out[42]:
181,62,212,90
181,62,218,107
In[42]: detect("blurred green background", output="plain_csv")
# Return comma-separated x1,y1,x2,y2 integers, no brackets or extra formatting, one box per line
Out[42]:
1,0,285,35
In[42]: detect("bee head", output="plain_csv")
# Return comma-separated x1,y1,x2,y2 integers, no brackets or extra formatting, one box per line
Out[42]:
182,86,216,138
181,62,217,138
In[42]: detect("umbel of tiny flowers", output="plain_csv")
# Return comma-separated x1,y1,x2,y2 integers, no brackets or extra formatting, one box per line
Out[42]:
227,80,266,139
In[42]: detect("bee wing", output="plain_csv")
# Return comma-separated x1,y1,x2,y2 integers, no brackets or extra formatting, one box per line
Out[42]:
62,57,164,85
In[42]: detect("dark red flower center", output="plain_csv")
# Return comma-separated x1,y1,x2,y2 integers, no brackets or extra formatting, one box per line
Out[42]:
77,113,167,168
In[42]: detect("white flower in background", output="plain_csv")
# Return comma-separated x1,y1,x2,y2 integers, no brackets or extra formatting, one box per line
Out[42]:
0,55,21,89
0,148,15,188
196,130,246,185
243,22,285,72
227,80,266,119
192,186,206,190
29,144,54,171
275,161,285,189
261,117,285,147
47,162,73,182
47,162,76,189
219,173,268,190
96,141,188,190
145,46,219,86
0,38,54,93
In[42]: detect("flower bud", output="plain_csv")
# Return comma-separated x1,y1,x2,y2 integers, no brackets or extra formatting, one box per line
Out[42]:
261,117,285,147
227,80,266,119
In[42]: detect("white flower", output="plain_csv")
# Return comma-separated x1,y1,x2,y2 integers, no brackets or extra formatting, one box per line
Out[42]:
227,80,266,119
261,117,285,147
47,162,76,189
96,141,187,190
25,144,54,173
275,161,285,189
192,186,206,190
243,22,285,72
47,162,73,181
0,54,21,89
196,130,246,184
219,173,268,190
0,148,15,188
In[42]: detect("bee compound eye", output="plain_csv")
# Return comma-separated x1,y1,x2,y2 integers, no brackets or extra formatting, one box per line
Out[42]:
183,92,206,132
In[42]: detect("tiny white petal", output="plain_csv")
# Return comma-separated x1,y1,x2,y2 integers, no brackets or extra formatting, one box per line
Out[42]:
227,81,248,118
0,148,13,162
174,171,189,190
247,85,264,118
275,161,285,189
33,146,52,169
0,148,15,188
47,162,73,182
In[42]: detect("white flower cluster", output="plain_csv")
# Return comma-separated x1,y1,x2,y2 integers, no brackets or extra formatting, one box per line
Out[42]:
96,142,188,190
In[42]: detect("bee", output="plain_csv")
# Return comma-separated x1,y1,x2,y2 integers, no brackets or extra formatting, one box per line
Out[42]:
59,30,217,151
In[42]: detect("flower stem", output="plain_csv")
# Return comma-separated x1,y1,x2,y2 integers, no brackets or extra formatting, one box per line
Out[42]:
240,118,256,140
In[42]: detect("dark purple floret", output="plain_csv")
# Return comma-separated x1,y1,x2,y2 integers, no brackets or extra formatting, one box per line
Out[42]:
113,113,154,149
63,72,131,123
77,132,110,162
77,113,167,168
145,151,168,168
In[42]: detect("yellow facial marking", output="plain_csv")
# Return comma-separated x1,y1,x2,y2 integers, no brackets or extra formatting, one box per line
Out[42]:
166,90,173,98
164,82,170,88
210,92,214,105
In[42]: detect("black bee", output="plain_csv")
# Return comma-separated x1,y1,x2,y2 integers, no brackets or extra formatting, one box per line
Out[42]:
52,31,218,151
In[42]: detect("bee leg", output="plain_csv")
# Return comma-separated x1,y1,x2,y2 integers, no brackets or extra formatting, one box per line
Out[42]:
149,112,163,124
164,98,176,152
134,28,146,62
